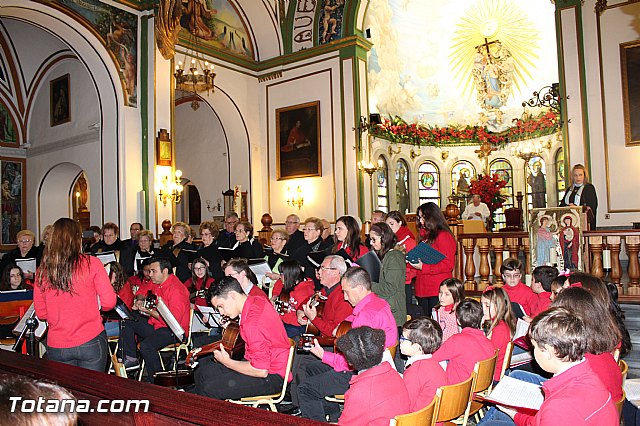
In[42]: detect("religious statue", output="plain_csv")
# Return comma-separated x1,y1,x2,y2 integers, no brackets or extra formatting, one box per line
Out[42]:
397,167,409,214
76,174,88,212
560,215,579,271
155,0,184,60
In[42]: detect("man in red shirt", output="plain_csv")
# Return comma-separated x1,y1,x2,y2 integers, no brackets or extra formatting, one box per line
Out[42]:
119,257,190,381
193,276,291,399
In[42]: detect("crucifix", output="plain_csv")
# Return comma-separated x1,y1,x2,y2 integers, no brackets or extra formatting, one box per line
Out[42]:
475,140,496,174
476,38,499,63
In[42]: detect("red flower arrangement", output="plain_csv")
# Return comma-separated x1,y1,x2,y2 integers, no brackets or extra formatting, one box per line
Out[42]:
469,174,508,212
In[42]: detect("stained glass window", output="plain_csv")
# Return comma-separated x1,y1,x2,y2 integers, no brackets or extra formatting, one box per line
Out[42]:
418,161,440,207
376,155,389,213
555,148,565,204
490,159,514,230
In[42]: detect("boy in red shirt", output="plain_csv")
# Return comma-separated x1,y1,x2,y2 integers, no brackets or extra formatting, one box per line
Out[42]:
495,307,617,425
528,266,558,318
501,259,537,318
400,317,447,411
432,299,495,385
337,326,410,425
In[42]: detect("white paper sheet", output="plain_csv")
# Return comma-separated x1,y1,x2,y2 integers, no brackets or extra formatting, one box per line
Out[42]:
485,375,544,411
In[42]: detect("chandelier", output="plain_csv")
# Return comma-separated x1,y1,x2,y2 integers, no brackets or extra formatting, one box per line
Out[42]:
174,32,216,111
158,169,184,206
509,138,552,161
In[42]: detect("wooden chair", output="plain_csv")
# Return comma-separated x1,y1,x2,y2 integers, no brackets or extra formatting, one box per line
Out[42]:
392,394,440,426
434,375,474,425
111,353,128,378
139,308,194,381
464,350,499,424
619,359,628,386
615,390,626,417
227,339,295,412
389,343,398,360
499,341,514,381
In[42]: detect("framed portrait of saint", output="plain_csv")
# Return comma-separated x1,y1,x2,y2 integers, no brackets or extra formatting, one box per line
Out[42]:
276,101,321,180
156,129,172,166
621,40,640,146
50,74,70,127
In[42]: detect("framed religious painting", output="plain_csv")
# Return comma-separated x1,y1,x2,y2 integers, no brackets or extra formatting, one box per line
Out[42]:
156,129,172,166
529,206,585,272
621,40,640,146
50,74,70,126
276,101,321,180
0,157,26,249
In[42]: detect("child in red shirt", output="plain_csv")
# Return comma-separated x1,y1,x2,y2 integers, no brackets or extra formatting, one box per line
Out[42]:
270,259,315,337
337,326,411,425
400,317,447,412
432,278,464,342
528,266,558,317
481,286,515,381
501,258,537,317
496,307,617,425
432,298,495,385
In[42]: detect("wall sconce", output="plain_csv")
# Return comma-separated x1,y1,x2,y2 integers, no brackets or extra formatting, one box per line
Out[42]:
206,198,222,212
287,186,304,210
158,169,184,206
410,147,421,160
388,145,401,156
358,158,383,177
441,149,450,161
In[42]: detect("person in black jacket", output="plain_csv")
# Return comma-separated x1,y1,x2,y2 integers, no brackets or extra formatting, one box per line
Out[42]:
559,164,598,230
198,221,223,281
218,212,239,249
291,217,332,281
90,222,134,277
232,221,264,260
161,221,194,283
283,214,305,254
0,229,41,281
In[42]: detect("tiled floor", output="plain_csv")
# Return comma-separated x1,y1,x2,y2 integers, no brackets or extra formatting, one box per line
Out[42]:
622,304,640,378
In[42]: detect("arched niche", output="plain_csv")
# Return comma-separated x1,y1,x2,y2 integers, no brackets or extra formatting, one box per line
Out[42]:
37,162,84,237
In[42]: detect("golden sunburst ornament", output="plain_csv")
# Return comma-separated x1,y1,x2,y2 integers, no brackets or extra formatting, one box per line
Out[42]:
449,0,540,103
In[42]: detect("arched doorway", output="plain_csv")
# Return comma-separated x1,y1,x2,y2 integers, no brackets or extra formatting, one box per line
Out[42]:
37,162,85,238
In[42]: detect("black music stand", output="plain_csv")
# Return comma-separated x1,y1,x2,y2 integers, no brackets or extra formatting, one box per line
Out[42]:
12,310,40,356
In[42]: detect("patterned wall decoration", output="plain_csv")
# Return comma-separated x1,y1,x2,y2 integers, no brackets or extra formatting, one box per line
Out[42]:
0,158,25,247
318,0,345,45
0,101,16,145
55,0,138,106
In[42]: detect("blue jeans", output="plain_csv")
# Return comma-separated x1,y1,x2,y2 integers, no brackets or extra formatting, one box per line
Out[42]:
46,331,108,372
104,321,120,337
284,323,306,338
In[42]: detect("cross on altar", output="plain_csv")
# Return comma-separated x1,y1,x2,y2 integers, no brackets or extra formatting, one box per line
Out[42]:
475,140,496,174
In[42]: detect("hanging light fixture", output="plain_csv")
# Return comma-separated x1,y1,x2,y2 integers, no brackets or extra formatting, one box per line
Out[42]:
174,32,216,111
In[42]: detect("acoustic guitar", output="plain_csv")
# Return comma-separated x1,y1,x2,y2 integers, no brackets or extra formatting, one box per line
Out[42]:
298,320,352,352
273,293,295,315
304,292,328,335
185,321,245,368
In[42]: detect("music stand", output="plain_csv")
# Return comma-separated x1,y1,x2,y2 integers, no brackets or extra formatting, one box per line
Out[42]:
109,297,137,362
155,297,188,387
12,304,46,356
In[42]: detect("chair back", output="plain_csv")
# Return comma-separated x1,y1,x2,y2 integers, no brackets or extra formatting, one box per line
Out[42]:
615,390,625,416
394,395,439,426
271,339,296,404
500,342,514,381
435,375,473,422
111,354,127,378
473,350,499,394
389,343,398,360
619,359,628,386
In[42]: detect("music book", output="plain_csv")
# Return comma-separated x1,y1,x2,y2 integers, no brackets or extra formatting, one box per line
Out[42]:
513,318,531,350
334,248,352,262
509,351,534,368
624,379,640,408
15,258,36,274
481,375,543,415
248,260,272,285
12,303,48,339
355,251,382,282
307,248,331,268
218,246,235,261
135,257,151,272
156,297,185,342
95,251,117,265
181,249,200,263
405,242,445,265
511,302,526,320
113,297,135,321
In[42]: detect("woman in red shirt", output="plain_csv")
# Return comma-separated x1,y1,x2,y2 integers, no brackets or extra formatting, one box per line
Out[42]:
332,216,368,262
385,211,417,312
410,202,456,316
184,257,215,307
34,218,116,371
271,259,315,338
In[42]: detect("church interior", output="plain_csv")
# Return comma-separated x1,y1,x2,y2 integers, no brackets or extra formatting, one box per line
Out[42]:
1,0,640,423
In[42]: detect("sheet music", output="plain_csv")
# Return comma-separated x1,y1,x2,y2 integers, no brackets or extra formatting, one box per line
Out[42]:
510,351,533,367
249,260,272,286
485,376,544,411
95,251,117,265
624,379,640,407
12,303,48,339
196,305,224,327
156,297,185,342
515,318,530,339
15,258,36,274
405,242,446,265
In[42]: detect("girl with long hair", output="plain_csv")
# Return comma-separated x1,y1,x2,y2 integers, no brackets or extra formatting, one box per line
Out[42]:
432,278,465,342
271,259,315,337
370,222,406,328
332,215,368,261
410,202,456,315
34,218,116,371
0,263,27,291
385,210,418,311
185,257,215,307
481,286,516,381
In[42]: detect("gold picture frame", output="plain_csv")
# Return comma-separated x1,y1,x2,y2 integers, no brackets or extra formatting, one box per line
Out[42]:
621,40,640,146
275,101,321,180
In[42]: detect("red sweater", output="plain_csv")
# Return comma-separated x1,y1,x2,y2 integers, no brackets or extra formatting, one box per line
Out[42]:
335,242,369,261
272,279,315,326
403,355,447,411
503,282,537,317
248,284,269,300
117,281,134,308
396,226,417,284
530,291,552,317
339,362,411,425
414,232,456,297
34,255,116,348
184,276,214,307
585,352,623,401
488,320,512,381
240,295,291,380
432,327,495,385
514,358,617,426
148,274,191,335
304,284,353,337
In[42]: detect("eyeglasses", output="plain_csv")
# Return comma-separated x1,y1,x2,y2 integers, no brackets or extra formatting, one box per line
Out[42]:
320,266,337,271
285,221,299,225
503,273,521,280
235,229,246,233
194,266,207,271
224,221,238,225
201,232,212,237
17,240,32,244
304,228,319,232
271,237,285,241
399,336,412,343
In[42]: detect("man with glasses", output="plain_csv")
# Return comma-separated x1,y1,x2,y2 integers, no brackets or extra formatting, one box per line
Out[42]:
289,255,353,415
123,222,143,251
283,214,305,253
91,222,134,277
500,258,537,318
218,212,239,249
0,229,41,280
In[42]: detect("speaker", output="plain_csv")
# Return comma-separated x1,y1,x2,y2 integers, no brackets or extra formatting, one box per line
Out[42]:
369,113,381,126
365,28,372,39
